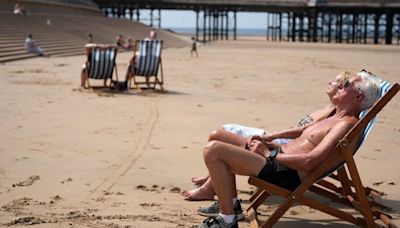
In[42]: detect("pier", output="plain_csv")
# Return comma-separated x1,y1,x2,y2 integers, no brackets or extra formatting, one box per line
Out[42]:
93,0,400,44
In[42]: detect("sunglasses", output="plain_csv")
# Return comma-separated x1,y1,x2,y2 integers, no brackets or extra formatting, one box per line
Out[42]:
337,80,351,89
361,69,376,77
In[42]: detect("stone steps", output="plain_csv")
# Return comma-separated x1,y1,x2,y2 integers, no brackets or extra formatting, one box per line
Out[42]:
0,11,190,63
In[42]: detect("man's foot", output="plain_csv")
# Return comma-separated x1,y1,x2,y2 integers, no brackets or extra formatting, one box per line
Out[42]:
198,216,238,228
181,187,215,201
197,200,244,221
191,176,209,186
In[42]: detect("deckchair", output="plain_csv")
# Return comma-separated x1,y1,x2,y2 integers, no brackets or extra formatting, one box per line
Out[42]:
127,40,164,91
246,80,399,227
81,44,118,89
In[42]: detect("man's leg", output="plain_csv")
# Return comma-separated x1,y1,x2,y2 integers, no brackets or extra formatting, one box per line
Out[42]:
203,140,266,215
208,129,248,147
81,64,88,88
182,177,215,201
184,130,248,201
125,64,132,82
193,129,248,182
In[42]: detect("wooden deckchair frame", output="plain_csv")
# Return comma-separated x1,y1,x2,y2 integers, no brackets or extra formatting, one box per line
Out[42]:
82,44,119,89
246,83,399,227
128,40,164,92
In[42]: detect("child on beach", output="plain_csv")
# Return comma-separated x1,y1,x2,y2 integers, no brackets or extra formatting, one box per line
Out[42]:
190,37,198,58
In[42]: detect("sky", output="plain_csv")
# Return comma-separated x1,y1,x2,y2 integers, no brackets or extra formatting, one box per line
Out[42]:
135,10,268,29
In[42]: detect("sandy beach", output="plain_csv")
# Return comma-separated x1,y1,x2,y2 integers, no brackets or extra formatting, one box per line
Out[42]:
0,38,399,227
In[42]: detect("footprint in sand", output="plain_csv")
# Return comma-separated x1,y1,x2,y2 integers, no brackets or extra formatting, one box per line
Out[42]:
61,177,73,184
50,195,62,204
12,175,40,187
6,217,45,226
2,197,33,212
103,191,124,196
140,202,162,208
136,184,180,193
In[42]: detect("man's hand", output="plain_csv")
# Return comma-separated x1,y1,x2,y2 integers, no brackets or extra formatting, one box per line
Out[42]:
261,133,274,142
248,139,270,157
247,135,276,150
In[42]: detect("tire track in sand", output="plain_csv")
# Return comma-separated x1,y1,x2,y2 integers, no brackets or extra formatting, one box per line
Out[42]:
83,95,162,202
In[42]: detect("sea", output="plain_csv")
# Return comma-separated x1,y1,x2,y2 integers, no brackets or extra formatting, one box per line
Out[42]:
166,27,389,38
167,27,268,36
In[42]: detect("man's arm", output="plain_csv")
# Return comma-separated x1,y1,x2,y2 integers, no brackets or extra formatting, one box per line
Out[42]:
263,125,307,141
275,120,356,172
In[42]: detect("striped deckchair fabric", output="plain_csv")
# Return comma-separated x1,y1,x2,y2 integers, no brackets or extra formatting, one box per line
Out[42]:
128,40,164,91
135,40,162,76
356,75,392,149
81,44,119,89
88,47,117,79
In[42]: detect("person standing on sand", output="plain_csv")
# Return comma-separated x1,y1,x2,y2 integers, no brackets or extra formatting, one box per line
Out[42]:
191,37,199,58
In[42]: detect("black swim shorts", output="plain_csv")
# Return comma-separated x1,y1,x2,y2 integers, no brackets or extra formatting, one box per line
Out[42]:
257,159,301,191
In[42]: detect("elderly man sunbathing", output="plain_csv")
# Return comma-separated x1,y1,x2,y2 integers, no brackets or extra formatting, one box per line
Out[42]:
196,71,380,228
183,71,355,201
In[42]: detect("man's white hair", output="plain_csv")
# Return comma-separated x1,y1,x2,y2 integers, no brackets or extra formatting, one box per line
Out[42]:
356,71,381,111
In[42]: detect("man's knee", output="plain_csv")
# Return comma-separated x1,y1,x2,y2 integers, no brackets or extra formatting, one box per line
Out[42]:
208,129,224,141
203,140,221,163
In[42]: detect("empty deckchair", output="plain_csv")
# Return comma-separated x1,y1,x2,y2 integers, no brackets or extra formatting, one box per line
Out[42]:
246,80,399,227
81,44,118,89
127,40,164,91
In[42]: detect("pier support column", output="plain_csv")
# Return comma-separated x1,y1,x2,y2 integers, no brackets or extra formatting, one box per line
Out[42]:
136,9,140,22
299,13,304,41
363,14,368,44
385,12,393,44
196,10,199,41
208,11,212,41
310,8,318,42
158,10,161,28
220,12,224,40
203,10,207,42
292,13,296,41
225,12,229,40
150,9,154,27
233,11,237,40
328,12,332,42
374,13,381,44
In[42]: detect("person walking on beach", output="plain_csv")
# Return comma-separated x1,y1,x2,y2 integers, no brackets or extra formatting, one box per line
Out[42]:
191,37,199,58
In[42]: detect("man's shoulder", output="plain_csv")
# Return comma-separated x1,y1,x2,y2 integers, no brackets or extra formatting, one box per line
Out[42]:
341,115,358,126
331,116,358,133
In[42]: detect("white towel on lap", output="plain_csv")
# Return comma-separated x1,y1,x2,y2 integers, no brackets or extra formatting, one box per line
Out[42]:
222,124,291,145
222,124,265,138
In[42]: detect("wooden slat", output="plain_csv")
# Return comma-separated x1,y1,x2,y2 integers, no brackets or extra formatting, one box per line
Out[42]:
247,207,259,228
245,189,271,213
